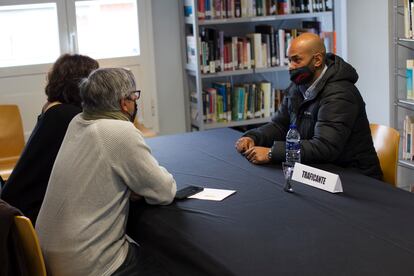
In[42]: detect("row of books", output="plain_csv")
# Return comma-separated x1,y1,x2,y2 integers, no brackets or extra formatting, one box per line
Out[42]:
190,81,284,123
403,115,414,161
192,27,299,73
406,60,414,100
185,0,332,20
404,0,414,39
187,25,334,74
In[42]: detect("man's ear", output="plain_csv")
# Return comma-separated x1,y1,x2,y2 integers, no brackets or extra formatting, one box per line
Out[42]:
314,53,323,68
120,99,129,112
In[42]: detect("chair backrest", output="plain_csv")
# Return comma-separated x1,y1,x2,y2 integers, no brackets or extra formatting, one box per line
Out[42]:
370,124,400,186
14,216,47,276
0,105,25,159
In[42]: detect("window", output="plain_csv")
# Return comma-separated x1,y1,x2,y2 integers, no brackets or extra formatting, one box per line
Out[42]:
0,0,140,68
0,0,158,133
75,0,140,59
0,3,60,67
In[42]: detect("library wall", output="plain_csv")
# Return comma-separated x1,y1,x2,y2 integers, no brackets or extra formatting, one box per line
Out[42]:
346,0,391,126
151,0,187,135
0,73,46,141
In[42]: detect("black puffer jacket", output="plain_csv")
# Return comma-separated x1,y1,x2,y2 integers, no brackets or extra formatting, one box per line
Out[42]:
244,54,383,179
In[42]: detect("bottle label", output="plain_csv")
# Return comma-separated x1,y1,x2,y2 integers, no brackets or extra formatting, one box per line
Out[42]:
286,141,300,151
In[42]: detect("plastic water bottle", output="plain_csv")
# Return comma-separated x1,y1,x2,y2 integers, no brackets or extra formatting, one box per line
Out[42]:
285,124,301,166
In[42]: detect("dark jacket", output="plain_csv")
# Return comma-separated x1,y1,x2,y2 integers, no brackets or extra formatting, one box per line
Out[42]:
0,199,28,276
244,54,382,179
1,104,81,225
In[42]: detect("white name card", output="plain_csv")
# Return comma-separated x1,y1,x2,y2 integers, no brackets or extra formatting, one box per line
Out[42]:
292,163,343,193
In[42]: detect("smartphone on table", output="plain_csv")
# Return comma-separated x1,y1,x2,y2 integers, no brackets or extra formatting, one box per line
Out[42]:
175,185,204,200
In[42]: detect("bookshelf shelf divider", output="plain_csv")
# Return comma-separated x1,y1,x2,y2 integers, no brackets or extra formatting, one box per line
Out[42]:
393,0,414,190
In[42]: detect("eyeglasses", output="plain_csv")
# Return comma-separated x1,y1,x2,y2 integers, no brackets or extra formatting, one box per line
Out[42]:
126,90,141,101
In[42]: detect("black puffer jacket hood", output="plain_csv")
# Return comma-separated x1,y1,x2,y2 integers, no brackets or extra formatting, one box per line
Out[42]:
324,53,358,84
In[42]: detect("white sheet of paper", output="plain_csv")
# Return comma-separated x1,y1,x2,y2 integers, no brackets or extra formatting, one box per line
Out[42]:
188,188,236,201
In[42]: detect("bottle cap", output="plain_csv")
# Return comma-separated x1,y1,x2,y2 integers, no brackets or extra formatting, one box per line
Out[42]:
289,124,297,129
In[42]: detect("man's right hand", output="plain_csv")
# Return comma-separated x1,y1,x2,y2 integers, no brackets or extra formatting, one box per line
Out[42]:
235,137,255,153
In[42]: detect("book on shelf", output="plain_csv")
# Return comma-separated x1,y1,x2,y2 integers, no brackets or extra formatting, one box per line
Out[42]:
277,0,290,15
403,115,414,161
404,0,414,38
320,31,336,54
260,82,272,117
255,25,277,66
193,0,332,20
186,35,197,66
206,0,213,19
313,0,332,12
199,27,219,73
204,88,218,122
247,33,264,68
302,20,321,34
233,85,245,120
278,29,286,66
190,91,201,122
407,59,414,100
198,0,206,19
213,82,232,121
235,0,242,17
184,0,194,17
268,0,278,15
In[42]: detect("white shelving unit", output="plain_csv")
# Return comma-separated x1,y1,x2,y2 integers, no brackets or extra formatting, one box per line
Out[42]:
180,0,335,131
393,0,414,190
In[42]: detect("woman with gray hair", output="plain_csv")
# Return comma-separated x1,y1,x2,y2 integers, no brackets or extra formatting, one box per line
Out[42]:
36,68,176,276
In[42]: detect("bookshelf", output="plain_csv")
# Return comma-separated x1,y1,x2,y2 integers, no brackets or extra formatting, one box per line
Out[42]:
180,0,336,131
393,0,414,190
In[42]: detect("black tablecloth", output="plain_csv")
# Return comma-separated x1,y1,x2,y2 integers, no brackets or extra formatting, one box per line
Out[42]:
128,128,414,276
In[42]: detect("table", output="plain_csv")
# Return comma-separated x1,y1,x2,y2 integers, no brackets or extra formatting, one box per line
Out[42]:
128,128,414,276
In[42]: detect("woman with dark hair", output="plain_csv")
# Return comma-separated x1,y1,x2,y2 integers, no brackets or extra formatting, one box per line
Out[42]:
1,54,99,225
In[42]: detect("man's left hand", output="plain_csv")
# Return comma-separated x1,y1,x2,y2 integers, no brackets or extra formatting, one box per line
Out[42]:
243,146,271,164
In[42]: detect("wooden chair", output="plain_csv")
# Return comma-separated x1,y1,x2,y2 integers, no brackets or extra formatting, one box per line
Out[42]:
370,124,400,186
0,105,25,180
14,216,47,276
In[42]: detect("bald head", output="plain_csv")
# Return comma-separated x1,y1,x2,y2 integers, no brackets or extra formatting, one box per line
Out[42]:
290,33,326,57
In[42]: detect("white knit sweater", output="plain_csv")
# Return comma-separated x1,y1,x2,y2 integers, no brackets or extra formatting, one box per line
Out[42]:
36,114,176,276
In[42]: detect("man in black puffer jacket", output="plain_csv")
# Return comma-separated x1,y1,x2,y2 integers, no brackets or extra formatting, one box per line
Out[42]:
235,33,382,180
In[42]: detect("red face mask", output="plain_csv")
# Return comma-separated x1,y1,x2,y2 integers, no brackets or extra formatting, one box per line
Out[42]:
289,57,315,85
